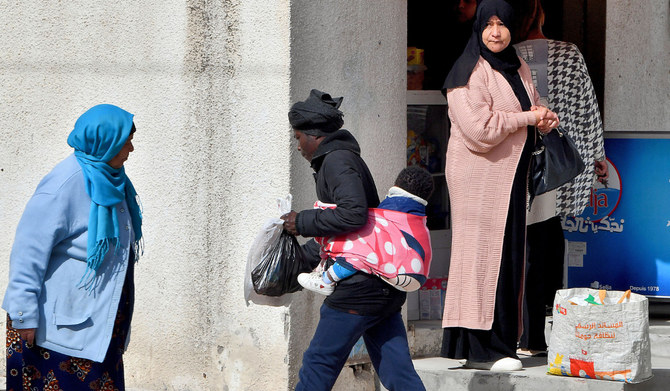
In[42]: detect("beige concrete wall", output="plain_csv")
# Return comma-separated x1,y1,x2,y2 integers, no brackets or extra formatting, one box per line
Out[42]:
604,0,670,131
0,0,407,390
0,1,294,389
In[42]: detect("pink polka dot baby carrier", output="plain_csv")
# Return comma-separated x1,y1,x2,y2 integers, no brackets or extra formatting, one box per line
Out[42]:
314,202,432,291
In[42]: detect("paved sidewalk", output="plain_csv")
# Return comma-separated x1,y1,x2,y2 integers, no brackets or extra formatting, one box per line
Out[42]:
2,320,668,390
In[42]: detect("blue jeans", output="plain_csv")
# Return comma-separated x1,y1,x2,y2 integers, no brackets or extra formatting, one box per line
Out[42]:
295,304,425,391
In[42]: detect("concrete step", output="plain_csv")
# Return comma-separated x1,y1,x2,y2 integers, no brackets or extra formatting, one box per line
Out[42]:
412,355,670,391
405,318,670,391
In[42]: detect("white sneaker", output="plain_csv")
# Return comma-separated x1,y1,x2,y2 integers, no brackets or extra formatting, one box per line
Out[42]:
298,272,335,296
464,357,522,372
490,357,522,372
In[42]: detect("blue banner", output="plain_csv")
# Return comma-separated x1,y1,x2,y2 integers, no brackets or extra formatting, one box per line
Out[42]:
563,138,670,297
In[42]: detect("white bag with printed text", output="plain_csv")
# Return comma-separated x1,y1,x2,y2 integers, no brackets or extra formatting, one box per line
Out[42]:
547,288,652,383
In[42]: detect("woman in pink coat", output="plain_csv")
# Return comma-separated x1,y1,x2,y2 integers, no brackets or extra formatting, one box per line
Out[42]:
439,0,559,372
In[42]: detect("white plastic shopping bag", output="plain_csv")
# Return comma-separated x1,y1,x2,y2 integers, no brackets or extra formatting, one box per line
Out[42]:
244,194,294,307
547,288,652,383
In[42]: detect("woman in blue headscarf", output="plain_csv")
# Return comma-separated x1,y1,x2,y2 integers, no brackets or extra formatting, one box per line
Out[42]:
3,104,143,390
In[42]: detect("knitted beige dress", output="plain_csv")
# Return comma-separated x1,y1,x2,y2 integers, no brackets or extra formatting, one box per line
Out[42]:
442,56,540,330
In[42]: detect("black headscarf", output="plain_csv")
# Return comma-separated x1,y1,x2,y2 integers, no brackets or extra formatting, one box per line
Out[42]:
288,89,344,137
443,0,526,109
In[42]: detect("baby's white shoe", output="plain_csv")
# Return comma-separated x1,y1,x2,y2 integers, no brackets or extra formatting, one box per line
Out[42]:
298,272,335,296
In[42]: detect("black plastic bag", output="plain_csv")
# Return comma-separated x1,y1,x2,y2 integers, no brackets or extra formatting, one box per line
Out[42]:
251,230,311,296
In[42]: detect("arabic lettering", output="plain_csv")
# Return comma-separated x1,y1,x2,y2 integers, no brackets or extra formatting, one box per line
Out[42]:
575,322,597,330
575,332,592,340
562,216,625,234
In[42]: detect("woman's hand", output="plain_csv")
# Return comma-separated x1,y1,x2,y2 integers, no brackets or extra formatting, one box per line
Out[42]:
531,106,560,134
281,211,299,236
595,160,609,183
18,328,36,345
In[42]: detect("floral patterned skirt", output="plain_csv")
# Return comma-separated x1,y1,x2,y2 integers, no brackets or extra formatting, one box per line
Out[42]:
6,273,133,391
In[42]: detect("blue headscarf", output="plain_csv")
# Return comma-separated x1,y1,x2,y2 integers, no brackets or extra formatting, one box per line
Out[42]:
67,104,143,283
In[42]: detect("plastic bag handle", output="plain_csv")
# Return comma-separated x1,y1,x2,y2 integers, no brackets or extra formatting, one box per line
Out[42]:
617,289,632,304
599,289,607,304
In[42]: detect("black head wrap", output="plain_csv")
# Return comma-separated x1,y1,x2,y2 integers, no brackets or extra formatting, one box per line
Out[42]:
443,0,521,91
288,89,344,137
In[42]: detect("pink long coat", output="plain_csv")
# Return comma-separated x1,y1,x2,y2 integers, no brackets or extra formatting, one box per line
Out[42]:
442,56,540,330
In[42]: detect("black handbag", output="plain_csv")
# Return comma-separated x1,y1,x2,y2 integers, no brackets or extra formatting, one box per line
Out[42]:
530,127,586,197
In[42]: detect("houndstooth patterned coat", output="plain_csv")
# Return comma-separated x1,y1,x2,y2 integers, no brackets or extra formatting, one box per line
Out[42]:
516,39,606,217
